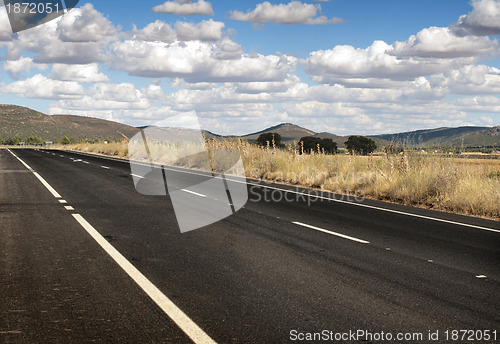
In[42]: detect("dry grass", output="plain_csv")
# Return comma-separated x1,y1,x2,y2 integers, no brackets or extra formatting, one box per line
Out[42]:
61,139,500,219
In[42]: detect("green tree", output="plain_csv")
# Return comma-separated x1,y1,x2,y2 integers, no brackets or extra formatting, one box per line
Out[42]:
345,136,377,155
256,132,282,147
299,136,337,154
4,136,22,145
60,136,72,145
25,136,45,145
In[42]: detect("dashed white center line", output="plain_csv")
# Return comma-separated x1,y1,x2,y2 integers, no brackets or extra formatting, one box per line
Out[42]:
181,189,207,198
64,206,74,211
82,161,90,164
292,221,370,244
100,166,110,169
59,200,67,204
476,275,487,279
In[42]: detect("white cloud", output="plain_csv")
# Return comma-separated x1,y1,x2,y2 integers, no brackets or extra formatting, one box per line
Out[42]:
132,19,224,42
57,3,118,42
3,57,47,79
2,74,84,99
109,39,296,82
132,20,176,43
231,76,300,94
175,19,224,41
450,0,500,36
390,27,498,58
3,4,118,64
153,0,214,16
0,5,13,42
304,40,477,86
431,65,500,94
210,38,243,60
229,1,343,25
49,63,110,83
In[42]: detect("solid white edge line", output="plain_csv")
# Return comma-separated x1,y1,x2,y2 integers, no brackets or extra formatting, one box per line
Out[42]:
7,149,62,198
6,148,33,171
131,173,145,179
293,221,370,244
32,172,62,198
61,149,500,234
71,214,217,344
181,189,207,198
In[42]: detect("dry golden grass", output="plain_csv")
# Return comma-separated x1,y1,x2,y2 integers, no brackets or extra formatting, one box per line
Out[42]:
62,139,500,219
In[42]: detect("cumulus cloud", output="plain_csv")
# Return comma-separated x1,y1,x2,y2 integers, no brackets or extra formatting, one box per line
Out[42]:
431,64,500,94
153,0,214,16
303,40,481,86
390,27,498,58
57,3,118,42
450,0,500,36
175,19,224,41
2,74,84,99
3,57,47,79
3,4,118,64
132,20,176,43
229,1,344,25
132,19,224,42
49,63,110,83
0,5,13,42
109,39,296,82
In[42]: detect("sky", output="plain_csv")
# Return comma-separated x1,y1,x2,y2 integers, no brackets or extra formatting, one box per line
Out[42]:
0,0,500,135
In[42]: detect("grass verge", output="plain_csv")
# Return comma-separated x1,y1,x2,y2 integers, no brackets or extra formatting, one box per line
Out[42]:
60,140,500,220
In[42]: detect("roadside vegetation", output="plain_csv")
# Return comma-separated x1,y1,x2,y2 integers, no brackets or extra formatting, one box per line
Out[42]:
57,134,500,220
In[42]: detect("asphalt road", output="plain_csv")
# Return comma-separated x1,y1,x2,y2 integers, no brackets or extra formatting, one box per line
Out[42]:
1,148,499,344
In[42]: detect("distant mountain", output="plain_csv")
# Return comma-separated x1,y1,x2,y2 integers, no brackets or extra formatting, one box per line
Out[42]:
242,123,316,143
0,105,139,141
371,126,500,147
2,105,498,148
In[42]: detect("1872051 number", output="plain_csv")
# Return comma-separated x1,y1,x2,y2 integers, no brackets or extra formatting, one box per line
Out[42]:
5,2,61,14
445,330,497,341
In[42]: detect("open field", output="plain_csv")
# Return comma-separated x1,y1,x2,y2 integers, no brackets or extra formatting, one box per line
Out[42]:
49,139,500,220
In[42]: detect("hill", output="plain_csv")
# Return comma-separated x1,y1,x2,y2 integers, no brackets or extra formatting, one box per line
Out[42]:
0,105,139,142
242,123,316,143
371,126,500,148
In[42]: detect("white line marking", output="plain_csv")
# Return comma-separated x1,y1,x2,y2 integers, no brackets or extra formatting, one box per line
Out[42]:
60,155,64,157
71,214,217,344
59,200,67,204
82,161,90,164
476,275,487,279
292,221,370,244
181,189,207,198
7,149,33,171
64,206,74,211
131,173,145,179
32,172,62,198
7,149,62,198
64,149,500,234
100,166,110,169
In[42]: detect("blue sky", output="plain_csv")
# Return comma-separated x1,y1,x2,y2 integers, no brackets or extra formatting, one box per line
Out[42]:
1,0,499,135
